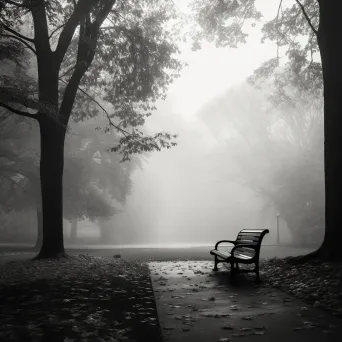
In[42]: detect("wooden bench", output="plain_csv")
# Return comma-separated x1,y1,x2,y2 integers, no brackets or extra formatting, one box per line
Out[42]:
210,229,269,282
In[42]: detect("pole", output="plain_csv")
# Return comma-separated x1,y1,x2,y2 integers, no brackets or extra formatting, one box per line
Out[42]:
276,213,280,245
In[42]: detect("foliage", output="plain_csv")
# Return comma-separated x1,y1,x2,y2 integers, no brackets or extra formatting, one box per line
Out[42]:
0,112,137,230
198,82,324,243
0,113,39,213
191,0,324,243
63,119,137,222
191,0,321,95
190,0,262,49
0,0,184,160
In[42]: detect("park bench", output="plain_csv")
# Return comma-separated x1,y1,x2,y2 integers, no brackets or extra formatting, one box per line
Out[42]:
210,229,269,282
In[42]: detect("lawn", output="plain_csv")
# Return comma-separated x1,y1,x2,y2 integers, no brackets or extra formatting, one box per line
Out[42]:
0,255,161,342
260,257,342,319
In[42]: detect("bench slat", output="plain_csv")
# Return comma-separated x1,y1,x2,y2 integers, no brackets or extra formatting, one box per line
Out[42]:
211,229,269,280
237,233,262,238
236,240,258,245
234,253,254,260
238,234,261,239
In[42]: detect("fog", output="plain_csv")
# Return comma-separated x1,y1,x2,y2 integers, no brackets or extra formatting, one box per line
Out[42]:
0,0,324,249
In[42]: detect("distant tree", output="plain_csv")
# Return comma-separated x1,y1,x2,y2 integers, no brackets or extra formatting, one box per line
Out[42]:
62,119,137,244
0,113,39,211
0,0,182,258
199,81,324,245
192,0,342,260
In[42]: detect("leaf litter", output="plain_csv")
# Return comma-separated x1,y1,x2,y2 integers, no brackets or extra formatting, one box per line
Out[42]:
0,254,161,342
260,258,342,318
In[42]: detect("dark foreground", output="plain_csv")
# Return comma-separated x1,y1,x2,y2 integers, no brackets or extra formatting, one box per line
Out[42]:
0,255,161,342
1,246,341,341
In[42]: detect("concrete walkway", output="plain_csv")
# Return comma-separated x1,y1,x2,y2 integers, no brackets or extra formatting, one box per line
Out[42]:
149,261,341,342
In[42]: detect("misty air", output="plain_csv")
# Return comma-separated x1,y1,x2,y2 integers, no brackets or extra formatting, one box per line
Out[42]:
0,0,341,341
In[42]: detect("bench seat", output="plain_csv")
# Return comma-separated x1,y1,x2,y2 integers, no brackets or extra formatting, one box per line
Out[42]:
210,249,255,262
210,229,269,282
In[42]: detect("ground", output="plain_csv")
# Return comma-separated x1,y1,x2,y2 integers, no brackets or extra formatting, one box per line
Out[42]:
0,255,161,342
0,246,341,341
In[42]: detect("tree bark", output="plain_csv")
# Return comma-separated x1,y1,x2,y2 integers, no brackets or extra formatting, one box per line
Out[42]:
70,218,78,244
314,1,342,260
34,209,43,250
35,117,67,258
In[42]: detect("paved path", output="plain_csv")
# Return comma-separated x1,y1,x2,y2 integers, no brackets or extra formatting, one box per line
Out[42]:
149,261,341,342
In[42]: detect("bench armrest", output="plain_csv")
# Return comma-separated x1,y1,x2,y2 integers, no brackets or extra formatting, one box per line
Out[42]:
231,244,257,257
215,240,236,249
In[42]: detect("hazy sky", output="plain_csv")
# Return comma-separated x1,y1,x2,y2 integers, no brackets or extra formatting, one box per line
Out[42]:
103,0,285,246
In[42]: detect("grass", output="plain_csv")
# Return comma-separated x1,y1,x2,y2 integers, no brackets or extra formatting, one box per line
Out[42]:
260,257,342,318
0,255,161,342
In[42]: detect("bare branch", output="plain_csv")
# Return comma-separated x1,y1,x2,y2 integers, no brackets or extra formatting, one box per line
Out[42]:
1,24,34,42
295,0,318,35
0,173,28,192
0,101,39,120
59,65,75,78
1,34,36,54
48,23,66,40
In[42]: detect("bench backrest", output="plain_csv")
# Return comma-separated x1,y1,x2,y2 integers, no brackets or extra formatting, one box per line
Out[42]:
234,229,269,258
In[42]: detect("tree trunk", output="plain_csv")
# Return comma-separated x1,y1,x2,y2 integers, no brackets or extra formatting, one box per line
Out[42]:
314,1,342,260
34,209,43,250
34,181,43,251
70,218,78,244
35,117,67,258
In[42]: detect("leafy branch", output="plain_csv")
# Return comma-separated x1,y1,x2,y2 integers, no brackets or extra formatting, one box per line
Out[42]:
295,0,318,35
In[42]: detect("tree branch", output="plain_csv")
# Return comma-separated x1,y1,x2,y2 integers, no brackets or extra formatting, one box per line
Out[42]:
48,23,67,40
0,173,28,192
1,23,34,42
276,0,283,62
0,101,39,120
295,0,318,35
54,0,93,65
2,0,30,8
58,78,129,137
59,65,75,78
31,0,52,55
1,34,36,54
92,0,116,30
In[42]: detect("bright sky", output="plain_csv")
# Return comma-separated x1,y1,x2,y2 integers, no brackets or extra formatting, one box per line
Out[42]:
167,0,281,122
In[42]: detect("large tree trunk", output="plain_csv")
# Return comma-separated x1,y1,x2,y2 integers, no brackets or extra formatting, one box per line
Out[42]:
315,1,342,260
288,2,342,264
34,209,43,250
35,117,67,258
34,181,43,251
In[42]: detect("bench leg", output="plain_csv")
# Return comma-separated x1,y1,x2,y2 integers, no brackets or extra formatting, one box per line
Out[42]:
230,260,236,280
213,256,219,271
255,263,260,283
